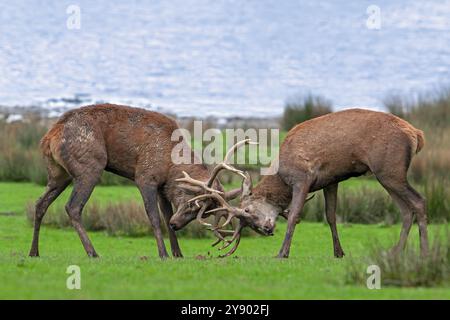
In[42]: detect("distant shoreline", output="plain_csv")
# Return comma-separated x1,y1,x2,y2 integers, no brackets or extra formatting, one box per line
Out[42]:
0,104,282,128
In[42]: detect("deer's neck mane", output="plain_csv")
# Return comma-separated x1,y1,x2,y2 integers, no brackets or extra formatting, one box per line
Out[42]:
253,173,292,209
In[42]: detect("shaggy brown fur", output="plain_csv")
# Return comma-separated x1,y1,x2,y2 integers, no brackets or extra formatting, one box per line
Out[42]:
30,104,219,259
240,108,429,258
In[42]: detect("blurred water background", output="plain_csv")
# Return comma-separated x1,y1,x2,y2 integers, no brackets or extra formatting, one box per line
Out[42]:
0,0,449,118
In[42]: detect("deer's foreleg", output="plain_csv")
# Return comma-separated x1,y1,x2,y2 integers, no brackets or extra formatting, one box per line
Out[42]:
158,194,183,258
324,184,345,258
277,181,311,258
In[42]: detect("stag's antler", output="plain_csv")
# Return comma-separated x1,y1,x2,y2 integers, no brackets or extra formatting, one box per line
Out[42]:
176,139,256,257
187,191,249,257
188,192,237,228
206,139,258,187
205,214,244,257
217,221,244,258
176,139,256,192
177,139,254,228
176,171,224,194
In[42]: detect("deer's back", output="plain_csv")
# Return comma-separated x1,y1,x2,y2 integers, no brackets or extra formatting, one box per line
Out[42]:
42,104,179,182
278,108,422,190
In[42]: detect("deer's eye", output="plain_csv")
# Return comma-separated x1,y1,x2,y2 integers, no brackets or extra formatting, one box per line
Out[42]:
244,208,250,213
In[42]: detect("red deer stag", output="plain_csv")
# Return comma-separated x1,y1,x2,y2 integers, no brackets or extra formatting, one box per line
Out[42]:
29,104,244,259
181,109,429,258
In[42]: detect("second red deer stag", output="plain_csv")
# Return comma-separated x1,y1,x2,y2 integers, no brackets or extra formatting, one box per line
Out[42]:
181,109,429,258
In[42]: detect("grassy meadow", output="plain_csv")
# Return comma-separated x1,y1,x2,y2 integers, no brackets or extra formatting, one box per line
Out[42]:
0,181,449,299
0,89,449,299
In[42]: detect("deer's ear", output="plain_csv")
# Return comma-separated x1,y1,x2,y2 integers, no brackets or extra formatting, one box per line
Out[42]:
241,172,253,200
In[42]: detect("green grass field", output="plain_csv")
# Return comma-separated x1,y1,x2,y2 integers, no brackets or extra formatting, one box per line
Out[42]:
0,182,448,299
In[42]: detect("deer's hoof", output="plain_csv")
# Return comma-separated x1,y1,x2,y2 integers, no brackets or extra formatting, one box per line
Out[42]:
173,252,184,258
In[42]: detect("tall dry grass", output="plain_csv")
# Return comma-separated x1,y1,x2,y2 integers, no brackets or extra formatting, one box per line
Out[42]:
346,232,449,287
0,119,48,184
384,88,450,182
0,117,131,186
281,94,332,131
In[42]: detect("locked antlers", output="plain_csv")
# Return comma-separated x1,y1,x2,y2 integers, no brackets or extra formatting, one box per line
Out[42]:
176,139,256,256
175,139,255,226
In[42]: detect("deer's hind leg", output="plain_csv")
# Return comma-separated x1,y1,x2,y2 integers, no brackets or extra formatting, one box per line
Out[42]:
374,165,428,256
65,171,104,257
60,130,107,258
29,161,71,257
387,182,427,255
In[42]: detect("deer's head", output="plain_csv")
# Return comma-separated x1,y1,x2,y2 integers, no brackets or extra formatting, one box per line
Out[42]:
237,173,279,236
169,139,281,257
167,176,222,231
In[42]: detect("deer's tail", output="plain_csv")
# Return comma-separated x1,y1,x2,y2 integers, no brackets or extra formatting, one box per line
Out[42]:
40,135,52,158
40,124,63,159
415,129,425,154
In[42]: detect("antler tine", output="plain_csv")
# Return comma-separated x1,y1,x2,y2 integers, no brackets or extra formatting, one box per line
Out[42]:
219,235,241,258
223,139,258,163
218,212,235,228
211,228,234,247
188,193,238,228
219,226,240,250
206,138,258,187
213,229,235,235
204,208,244,257
218,222,244,258
188,193,233,211
211,236,224,248
176,171,224,194
209,214,233,247
196,202,211,227
204,207,227,214
179,139,256,258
